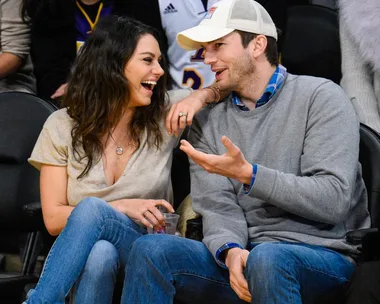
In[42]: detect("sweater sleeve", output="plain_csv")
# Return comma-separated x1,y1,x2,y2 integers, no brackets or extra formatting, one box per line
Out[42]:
1,0,31,58
246,81,361,225
189,111,248,260
339,18,380,133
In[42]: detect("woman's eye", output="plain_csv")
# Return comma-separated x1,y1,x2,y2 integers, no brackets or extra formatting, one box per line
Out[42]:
143,58,153,63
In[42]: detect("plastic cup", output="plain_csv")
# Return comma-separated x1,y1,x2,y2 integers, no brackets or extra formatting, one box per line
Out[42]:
163,213,180,235
146,213,180,235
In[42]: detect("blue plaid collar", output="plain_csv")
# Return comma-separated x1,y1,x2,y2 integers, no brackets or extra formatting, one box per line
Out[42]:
232,65,287,111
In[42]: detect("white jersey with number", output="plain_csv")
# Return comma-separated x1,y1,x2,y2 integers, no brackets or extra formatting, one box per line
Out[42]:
159,0,219,89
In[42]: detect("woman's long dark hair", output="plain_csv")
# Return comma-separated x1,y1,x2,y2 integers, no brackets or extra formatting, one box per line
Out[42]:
62,15,168,178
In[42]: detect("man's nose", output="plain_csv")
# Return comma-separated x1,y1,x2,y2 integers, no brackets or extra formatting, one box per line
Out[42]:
204,52,216,65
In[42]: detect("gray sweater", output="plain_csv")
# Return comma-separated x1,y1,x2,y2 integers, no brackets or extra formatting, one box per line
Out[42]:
189,73,370,261
339,0,380,133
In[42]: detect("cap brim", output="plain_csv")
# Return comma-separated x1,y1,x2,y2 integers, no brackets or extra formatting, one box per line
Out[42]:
177,25,234,50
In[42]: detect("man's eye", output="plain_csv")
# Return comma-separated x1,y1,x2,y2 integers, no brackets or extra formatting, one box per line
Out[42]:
215,43,223,48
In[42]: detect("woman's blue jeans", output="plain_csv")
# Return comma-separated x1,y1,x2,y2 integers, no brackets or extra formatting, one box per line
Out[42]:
24,197,146,304
69,240,119,303
122,234,355,304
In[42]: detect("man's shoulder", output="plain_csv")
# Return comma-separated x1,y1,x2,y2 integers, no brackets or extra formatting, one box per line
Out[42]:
284,73,346,102
285,73,335,89
287,73,347,93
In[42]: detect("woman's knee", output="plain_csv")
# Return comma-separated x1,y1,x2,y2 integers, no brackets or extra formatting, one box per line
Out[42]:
83,240,120,278
68,197,109,223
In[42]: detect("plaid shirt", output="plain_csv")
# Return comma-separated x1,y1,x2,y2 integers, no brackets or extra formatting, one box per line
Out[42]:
232,64,287,110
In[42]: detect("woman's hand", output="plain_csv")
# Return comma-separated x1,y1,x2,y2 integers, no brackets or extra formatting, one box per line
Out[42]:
110,199,175,228
166,88,215,136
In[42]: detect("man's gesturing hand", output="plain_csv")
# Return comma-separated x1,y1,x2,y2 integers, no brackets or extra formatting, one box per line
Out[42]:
225,248,251,302
180,136,252,185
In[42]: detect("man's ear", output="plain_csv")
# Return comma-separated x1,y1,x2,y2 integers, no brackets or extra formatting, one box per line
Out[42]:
250,35,267,59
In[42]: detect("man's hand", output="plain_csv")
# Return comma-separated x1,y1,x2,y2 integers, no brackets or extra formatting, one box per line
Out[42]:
225,248,251,302
165,88,214,136
180,136,253,184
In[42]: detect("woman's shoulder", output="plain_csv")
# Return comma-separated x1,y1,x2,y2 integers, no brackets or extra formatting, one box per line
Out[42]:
43,108,74,136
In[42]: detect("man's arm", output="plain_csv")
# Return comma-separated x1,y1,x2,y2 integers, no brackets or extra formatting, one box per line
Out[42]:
188,110,248,261
185,82,362,225
0,0,31,78
245,81,361,225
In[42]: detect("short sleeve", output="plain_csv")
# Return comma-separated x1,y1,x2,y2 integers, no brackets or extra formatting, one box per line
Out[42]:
28,110,71,170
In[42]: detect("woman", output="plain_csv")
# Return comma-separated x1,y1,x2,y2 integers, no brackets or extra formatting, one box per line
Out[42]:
25,15,215,303
339,0,380,133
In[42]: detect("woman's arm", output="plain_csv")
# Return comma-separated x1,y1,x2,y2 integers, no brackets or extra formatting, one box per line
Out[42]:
40,165,73,236
166,86,227,136
40,164,175,235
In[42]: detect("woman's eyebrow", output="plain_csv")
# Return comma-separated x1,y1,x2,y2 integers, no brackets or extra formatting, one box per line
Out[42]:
139,51,162,58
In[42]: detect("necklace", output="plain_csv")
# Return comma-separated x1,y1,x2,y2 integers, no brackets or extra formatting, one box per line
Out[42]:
109,134,125,155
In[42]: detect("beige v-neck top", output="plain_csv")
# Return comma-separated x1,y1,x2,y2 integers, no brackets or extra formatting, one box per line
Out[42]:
28,89,191,206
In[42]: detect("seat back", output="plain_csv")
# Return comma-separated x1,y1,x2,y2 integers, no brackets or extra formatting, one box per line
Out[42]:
0,92,57,231
171,127,190,210
281,5,341,83
359,124,380,229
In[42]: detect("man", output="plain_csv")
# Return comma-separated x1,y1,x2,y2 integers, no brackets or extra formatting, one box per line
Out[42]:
122,0,370,303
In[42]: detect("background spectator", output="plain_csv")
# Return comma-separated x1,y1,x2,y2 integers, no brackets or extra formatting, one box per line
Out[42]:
22,0,133,103
339,0,380,133
0,0,35,93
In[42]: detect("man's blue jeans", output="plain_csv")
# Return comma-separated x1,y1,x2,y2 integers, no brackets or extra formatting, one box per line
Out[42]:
24,197,147,304
122,234,355,304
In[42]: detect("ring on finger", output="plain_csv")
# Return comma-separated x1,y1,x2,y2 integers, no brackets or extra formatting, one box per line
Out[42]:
178,111,188,118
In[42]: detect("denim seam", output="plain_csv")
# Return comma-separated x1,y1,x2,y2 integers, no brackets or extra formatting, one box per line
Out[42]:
38,237,59,278
296,263,350,281
172,270,230,286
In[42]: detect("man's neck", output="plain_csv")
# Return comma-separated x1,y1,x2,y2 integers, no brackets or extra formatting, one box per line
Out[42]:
237,64,277,110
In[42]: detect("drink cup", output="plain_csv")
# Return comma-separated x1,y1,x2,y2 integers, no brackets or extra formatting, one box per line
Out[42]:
163,213,180,235
147,213,180,235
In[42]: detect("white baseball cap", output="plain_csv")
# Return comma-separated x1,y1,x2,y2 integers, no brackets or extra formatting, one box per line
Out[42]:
177,0,277,50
